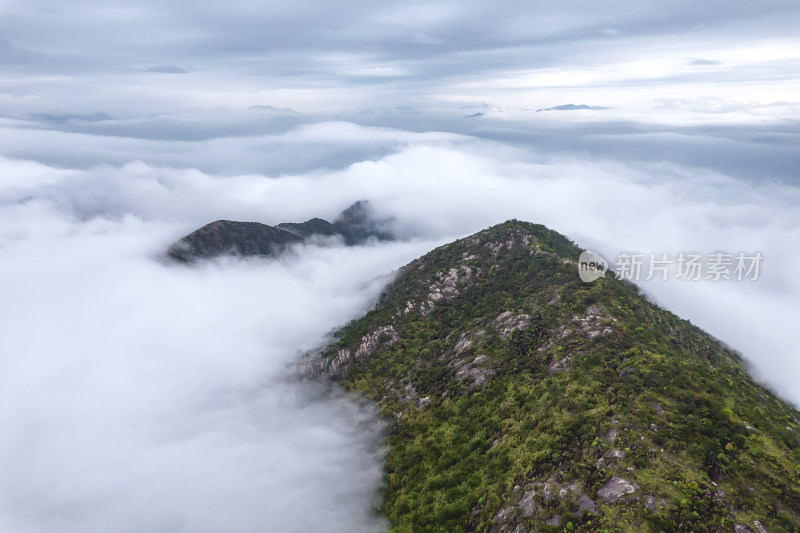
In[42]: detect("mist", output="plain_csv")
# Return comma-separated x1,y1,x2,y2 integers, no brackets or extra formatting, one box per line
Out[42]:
2,0,799,531
2,119,800,531
0,197,448,532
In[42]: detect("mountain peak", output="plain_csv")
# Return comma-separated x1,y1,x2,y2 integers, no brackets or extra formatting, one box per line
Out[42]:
166,220,303,263
305,220,800,532
333,199,395,245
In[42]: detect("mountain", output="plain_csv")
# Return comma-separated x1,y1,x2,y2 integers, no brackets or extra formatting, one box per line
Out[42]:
277,217,339,238
166,220,303,263
167,200,393,263
332,200,395,246
305,220,800,532
536,104,611,112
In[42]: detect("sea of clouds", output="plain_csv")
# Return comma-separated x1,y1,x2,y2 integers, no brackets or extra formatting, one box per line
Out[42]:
2,121,800,531
2,0,799,531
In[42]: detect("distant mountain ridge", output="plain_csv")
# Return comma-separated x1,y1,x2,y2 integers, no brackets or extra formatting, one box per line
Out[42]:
167,200,393,263
536,104,611,112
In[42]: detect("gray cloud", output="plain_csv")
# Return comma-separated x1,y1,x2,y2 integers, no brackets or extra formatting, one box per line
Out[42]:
689,58,722,66
1,0,796,191
2,0,798,115
144,64,188,73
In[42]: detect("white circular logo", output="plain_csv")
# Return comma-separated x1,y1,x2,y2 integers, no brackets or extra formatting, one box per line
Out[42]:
578,250,608,282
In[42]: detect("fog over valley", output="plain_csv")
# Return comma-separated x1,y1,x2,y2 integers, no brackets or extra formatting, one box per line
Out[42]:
1,0,799,531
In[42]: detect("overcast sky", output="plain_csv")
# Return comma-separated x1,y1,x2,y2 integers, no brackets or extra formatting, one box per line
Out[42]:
1,0,798,181
1,1,799,532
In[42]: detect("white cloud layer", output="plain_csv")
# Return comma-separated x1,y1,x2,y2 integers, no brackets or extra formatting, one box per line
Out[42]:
3,126,800,533
1,1,799,531
0,197,449,532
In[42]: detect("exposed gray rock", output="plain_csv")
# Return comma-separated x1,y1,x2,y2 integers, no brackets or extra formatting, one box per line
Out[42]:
548,356,572,372
519,488,537,517
577,495,598,515
494,311,531,339
327,348,352,376
454,336,473,353
492,505,515,524
545,515,562,527
753,520,768,533
597,476,639,504
302,322,401,378
643,495,657,511
455,355,496,391
486,241,504,254
542,479,559,502
354,325,399,359
423,266,474,316
570,305,618,339
607,449,626,460
734,525,755,533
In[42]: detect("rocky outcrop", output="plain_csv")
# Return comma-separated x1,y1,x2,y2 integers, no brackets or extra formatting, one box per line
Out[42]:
597,476,640,504
327,325,399,377
643,495,666,512
454,354,495,391
494,311,531,339
491,477,598,531
421,266,475,316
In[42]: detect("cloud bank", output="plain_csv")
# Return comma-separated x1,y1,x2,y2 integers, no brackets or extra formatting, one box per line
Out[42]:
0,193,451,532
1,1,799,531
2,126,799,408
3,126,800,533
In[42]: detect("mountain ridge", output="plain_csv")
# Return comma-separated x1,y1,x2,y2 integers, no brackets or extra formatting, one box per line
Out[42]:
167,200,394,263
307,219,800,532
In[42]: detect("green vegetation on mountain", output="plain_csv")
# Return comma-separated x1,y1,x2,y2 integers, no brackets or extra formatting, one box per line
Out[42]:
311,220,800,533
167,200,394,262
167,219,303,262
